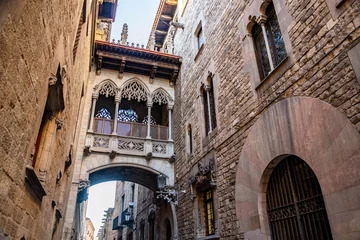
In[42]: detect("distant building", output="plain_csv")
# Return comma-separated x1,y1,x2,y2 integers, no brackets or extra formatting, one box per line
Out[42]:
85,218,95,240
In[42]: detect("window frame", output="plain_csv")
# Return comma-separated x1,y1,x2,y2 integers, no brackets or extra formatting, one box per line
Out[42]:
204,188,215,236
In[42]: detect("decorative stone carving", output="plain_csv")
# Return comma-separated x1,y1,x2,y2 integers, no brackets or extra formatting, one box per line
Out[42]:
65,145,73,170
145,152,153,161
168,154,176,163
189,158,216,186
118,140,145,152
118,60,126,79
38,169,47,183
152,143,167,154
148,30,156,51
121,23,128,44
152,90,168,105
170,21,185,29
49,73,57,86
96,56,103,75
98,81,117,98
149,65,157,83
109,150,117,159
55,118,63,129
121,81,148,102
83,146,91,156
77,180,91,203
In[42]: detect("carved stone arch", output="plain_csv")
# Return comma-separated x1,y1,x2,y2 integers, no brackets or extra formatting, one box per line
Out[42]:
235,97,360,239
152,88,172,105
120,78,150,102
259,0,272,15
94,79,119,98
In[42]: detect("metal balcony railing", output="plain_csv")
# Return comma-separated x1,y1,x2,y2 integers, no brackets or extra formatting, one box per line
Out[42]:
93,118,168,140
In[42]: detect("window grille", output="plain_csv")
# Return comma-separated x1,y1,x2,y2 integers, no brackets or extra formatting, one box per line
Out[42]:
118,109,138,122
96,108,112,119
267,156,333,240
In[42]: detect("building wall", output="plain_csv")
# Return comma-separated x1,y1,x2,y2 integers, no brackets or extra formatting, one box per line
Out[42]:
173,0,360,239
0,0,94,239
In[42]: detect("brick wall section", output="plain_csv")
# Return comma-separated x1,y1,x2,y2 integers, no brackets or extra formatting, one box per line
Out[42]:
0,0,93,239
173,0,359,239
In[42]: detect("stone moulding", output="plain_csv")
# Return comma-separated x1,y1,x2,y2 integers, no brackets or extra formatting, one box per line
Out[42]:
25,165,47,201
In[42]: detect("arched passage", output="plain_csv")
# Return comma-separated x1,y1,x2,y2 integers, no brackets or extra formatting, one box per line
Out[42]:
235,97,360,239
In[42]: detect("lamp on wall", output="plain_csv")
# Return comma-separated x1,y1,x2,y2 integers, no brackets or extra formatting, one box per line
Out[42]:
156,174,178,205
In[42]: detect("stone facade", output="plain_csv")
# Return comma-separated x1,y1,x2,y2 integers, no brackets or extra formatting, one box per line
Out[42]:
172,0,360,239
85,218,95,240
0,0,95,239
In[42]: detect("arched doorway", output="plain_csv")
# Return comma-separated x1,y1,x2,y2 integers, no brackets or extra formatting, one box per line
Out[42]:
267,156,332,240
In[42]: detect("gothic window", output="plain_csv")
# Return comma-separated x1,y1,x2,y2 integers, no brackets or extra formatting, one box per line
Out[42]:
267,156,333,240
152,90,169,105
96,108,112,119
142,115,157,125
252,2,287,80
197,27,204,50
121,81,148,102
187,124,193,154
118,109,138,122
204,189,215,236
202,76,217,136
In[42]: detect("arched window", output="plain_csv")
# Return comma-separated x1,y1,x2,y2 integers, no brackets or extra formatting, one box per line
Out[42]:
118,109,138,122
96,108,112,119
187,124,193,154
253,2,286,80
267,156,332,240
202,75,217,136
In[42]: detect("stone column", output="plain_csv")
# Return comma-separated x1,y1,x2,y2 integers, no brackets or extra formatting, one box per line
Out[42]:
167,102,174,141
88,93,99,132
258,15,275,71
146,101,153,139
112,97,121,135
205,85,213,133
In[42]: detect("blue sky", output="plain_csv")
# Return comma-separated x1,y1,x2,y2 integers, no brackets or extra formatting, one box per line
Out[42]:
86,0,160,235
110,0,160,45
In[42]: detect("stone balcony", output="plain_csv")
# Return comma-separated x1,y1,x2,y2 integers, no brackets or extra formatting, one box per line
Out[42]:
85,118,174,159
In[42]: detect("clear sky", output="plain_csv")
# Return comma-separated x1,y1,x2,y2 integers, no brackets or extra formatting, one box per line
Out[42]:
86,0,160,235
110,0,161,46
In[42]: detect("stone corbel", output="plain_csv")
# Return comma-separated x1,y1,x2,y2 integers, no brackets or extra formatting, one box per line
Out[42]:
149,65,158,83
83,146,91,156
168,154,176,163
170,69,179,86
118,60,126,79
145,152,153,161
109,150,117,159
96,56,103,75
56,170,63,184
77,180,91,203
170,21,184,29
49,73,57,86
55,118,63,130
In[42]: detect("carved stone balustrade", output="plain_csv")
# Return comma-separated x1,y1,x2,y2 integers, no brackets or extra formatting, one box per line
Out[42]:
85,132,174,159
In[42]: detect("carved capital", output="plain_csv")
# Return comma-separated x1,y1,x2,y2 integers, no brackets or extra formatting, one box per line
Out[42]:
257,15,267,25
49,73,57,86
55,118,63,130
168,154,176,163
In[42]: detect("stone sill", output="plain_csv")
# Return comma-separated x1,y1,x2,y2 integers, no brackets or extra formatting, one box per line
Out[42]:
194,44,205,61
255,56,291,92
25,165,46,201
196,234,220,240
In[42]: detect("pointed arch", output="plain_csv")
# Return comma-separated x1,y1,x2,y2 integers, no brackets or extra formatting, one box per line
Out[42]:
152,88,172,105
120,78,150,102
94,79,119,98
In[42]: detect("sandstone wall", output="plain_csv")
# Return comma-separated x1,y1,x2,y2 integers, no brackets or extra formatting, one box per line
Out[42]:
173,0,360,239
0,0,94,238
